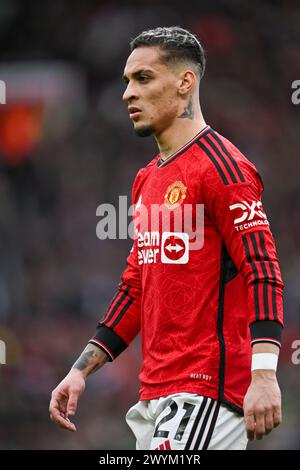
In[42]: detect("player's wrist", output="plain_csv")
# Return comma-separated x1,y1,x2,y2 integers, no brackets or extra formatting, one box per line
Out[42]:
251,351,278,372
251,369,277,381
69,366,88,380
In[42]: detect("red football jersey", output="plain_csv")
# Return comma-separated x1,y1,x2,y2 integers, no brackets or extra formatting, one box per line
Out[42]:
90,126,284,413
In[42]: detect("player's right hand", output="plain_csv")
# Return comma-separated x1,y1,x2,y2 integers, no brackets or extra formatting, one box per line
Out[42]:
49,369,86,432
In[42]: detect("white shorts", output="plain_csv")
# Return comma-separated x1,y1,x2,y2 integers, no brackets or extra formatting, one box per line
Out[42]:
125,393,248,450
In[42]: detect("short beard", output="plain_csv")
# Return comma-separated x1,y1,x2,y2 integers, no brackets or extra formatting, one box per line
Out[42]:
134,125,155,137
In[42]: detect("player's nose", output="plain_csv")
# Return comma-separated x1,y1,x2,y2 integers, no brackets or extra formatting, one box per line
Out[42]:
122,82,138,103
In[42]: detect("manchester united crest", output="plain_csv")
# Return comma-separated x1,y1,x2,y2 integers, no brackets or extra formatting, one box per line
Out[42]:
164,180,187,210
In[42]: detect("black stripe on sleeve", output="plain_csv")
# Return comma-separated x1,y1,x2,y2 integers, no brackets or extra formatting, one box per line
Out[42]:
110,297,134,328
103,286,131,325
257,231,279,321
250,232,269,320
89,324,128,361
203,134,238,183
197,141,229,185
242,234,260,321
208,129,246,182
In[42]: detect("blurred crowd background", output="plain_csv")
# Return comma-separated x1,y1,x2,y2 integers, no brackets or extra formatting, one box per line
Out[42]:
0,0,299,450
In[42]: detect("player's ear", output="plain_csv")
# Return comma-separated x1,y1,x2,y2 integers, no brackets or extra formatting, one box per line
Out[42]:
177,70,196,96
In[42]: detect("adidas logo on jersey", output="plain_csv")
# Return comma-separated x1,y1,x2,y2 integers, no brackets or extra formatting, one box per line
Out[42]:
154,439,171,450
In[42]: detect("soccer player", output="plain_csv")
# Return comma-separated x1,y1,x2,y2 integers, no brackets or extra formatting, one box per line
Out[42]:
49,27,284,450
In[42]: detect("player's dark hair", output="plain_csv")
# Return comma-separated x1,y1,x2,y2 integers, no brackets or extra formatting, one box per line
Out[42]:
130,26,206,80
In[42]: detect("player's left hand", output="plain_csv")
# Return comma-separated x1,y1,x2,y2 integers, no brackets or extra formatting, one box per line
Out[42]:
243,370,282,441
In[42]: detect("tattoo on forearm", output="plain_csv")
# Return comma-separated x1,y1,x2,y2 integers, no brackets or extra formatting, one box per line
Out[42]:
73,345,106,374
178,96,194,120
73,351,94,371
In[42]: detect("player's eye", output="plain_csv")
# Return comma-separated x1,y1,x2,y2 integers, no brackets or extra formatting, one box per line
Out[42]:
138,76,150,83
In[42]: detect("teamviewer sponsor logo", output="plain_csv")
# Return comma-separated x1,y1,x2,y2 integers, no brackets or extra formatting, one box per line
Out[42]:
229,200,269,232
137,231,189,265
161,232,189,264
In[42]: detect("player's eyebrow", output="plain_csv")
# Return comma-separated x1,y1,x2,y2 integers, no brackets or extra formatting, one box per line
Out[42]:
123,68,155,83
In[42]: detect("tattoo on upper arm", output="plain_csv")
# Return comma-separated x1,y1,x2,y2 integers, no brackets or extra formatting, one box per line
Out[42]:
178,96,194,120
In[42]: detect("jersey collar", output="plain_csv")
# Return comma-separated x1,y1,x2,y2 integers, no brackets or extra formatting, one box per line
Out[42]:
157,125,210,168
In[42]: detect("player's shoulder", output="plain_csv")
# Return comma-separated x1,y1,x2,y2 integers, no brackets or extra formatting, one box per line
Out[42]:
197,127,263,189
132,155,160,198
135,154,159,181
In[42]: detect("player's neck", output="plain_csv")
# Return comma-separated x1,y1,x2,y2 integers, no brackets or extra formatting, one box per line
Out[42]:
155,106,207,161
